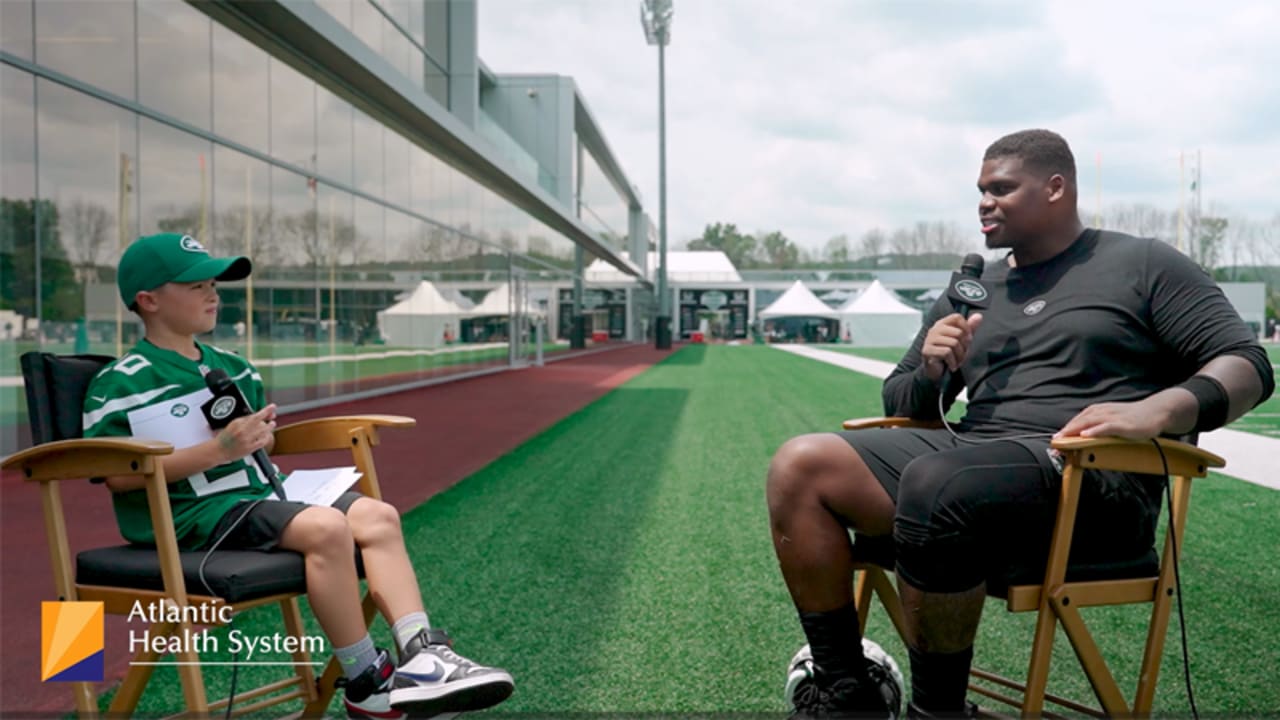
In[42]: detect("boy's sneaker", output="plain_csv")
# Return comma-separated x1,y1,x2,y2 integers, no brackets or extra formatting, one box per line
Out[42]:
389,628,514,716
336,648,405,720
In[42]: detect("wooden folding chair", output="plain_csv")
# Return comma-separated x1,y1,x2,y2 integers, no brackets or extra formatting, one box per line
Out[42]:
841,416,1224,719
3,352,415,718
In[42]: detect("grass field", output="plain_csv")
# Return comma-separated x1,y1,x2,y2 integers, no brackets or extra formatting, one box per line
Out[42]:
827,344,1280,438
114,345,1280,716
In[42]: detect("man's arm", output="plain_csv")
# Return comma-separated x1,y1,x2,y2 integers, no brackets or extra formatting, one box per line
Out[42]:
883,300,973,419
1057,353,1272,439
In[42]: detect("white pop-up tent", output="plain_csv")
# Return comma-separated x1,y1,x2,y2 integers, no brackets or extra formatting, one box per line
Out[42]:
838,279,923,346
759,280,842,319
377,281,466,347
464,283,546,318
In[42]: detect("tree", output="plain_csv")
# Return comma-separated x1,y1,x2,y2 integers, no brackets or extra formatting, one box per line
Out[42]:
688,222,757,269
858,228,886,262
823,234,850,265
1194,216,1228,271
0,199,82,331
62,200,116,283
757,230,799,268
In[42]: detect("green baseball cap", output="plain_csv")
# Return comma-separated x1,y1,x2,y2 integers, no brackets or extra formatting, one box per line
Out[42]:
118,233,252,308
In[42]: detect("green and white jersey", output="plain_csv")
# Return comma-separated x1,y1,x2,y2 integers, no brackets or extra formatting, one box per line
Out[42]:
83,339,274,549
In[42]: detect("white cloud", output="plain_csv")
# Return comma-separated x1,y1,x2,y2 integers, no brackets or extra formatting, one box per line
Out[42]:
478,0,1280,250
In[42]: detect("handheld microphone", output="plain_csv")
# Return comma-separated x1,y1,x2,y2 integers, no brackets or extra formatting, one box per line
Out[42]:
946,253,990,318
201,369,287,500
939,254,992,389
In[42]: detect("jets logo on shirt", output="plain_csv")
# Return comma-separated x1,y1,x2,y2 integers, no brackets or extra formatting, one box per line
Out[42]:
1023,300,1047,316
170,404,190,417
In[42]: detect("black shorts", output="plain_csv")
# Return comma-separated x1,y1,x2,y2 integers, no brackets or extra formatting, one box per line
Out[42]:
836,427,1163,592
202,491,365,552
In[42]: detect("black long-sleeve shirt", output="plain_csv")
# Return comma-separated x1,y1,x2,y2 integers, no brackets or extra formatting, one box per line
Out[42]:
883,229,1274,437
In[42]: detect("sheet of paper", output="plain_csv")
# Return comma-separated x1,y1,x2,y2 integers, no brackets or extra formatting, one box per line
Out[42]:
126,387,216,449
273,467,363,507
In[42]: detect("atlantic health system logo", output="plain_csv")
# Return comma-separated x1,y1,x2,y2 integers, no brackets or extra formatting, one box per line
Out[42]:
42,601,104,682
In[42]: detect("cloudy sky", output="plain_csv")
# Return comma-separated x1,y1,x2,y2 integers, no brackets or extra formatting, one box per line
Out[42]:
477,0,1279,252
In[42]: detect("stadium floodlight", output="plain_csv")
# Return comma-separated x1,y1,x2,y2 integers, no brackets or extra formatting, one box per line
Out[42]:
640,0,672,46
640,0,673,349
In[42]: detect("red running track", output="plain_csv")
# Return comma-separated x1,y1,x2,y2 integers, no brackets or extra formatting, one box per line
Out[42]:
0,344,668,716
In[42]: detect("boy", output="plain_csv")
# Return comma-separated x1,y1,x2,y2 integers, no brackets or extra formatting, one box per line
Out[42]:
83,232,514,719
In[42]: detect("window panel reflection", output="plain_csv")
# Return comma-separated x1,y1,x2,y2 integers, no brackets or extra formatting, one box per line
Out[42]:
1,0,33,60
317,86,354,186
212,22,269,153
269,57,316,175
36,80,138,358
210,144,268,357
139,117,210,244
137,0,211,131
1,67,36,454
353,109,384,197
35,0,135,100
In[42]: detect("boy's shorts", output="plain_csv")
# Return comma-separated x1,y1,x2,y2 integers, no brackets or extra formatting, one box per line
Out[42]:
202,491,365,552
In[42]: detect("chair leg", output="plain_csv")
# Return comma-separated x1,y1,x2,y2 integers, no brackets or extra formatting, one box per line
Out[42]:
71,681,96,717
174,621,210,714
280,598,319,705
108,620,174,717
302,592,380,717
1021,599,1058,717
854,566,876,635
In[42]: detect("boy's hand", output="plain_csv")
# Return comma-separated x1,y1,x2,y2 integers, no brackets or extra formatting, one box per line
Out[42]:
214,404,277,463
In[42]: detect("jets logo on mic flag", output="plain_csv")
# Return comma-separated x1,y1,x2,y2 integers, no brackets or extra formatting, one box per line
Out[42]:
42,602,104,682
946,253,991,316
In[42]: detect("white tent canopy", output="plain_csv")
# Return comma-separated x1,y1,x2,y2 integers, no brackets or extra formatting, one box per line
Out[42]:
377,281,466,347
839,280,923,346
759,280,842,319
464,283,545,317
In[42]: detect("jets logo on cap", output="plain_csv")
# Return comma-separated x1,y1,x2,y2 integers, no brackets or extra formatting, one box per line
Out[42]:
955,279,988,302
179,235,207,254
210,397,237,420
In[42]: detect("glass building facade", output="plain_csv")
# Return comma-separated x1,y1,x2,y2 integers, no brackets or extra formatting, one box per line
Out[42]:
0,0,647,455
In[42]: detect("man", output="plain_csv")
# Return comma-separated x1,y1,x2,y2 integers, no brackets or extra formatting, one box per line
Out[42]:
766,129,1273,718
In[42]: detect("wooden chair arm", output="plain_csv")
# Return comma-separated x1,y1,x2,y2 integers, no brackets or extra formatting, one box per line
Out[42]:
2,437,173,482
841,416,945,431
273,415,416,455
1050,436,1224,478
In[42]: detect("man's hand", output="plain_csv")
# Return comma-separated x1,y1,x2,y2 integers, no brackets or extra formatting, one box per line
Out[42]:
920,313,984,381
213,404,277,463
1055,399,1168,440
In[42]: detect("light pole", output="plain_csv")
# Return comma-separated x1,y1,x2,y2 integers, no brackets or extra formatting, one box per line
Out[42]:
641,0,673,349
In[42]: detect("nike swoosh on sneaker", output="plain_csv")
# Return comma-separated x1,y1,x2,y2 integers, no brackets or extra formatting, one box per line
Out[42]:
399,659,448,682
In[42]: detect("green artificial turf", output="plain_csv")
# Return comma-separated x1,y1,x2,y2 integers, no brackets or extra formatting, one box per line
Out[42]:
104,345,1280,716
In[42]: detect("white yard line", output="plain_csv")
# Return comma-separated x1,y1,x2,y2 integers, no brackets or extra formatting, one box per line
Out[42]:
775,344,1280,491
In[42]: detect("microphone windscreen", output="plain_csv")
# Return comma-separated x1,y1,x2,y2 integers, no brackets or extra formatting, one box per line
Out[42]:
961,253,985,278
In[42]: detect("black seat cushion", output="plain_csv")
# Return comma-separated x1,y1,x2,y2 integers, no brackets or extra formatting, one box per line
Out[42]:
77,546,366,604
77,546,307,603
850,533,1159,596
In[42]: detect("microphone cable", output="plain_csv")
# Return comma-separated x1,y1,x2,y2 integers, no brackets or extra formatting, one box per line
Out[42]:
1151,439,1199,720
197,497,267,719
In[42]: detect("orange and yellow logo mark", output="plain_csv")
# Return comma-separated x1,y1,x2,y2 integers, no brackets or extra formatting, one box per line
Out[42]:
41,602,104,682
